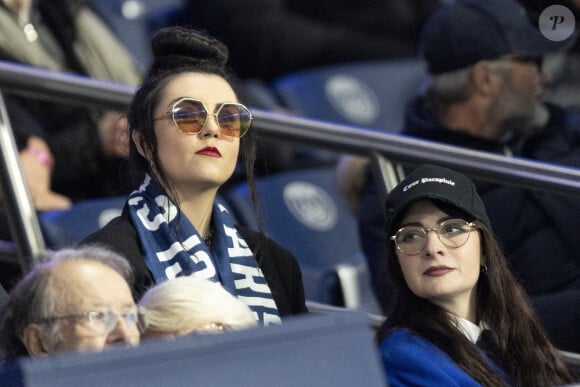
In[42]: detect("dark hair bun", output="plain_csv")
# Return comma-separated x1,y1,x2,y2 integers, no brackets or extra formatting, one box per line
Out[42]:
151,26,229,68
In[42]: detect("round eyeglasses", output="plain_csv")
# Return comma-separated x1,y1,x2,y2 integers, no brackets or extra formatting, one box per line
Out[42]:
38,307,144,336
390,218,477,256
154,98,252,138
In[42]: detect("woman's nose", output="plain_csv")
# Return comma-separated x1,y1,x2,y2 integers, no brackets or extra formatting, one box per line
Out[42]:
423,230,444,256
199,114,220,138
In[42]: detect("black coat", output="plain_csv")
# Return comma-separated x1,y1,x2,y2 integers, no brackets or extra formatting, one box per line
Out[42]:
81,208,308,317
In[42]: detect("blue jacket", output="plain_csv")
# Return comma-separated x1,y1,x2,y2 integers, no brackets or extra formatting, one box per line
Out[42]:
380,329,510,387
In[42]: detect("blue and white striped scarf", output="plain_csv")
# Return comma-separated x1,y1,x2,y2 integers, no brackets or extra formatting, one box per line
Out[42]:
127,175,281,326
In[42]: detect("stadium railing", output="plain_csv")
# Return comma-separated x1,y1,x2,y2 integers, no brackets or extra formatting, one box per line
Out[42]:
2,60,580,270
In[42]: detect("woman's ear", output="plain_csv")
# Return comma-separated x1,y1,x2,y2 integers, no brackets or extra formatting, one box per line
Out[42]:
132,130,151,161
22,323,50,357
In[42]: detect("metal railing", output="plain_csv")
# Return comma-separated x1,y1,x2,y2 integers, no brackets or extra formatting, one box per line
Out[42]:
2,60,580,268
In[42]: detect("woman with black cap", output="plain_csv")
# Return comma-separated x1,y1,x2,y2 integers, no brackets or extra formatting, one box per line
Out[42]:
377,164,573,386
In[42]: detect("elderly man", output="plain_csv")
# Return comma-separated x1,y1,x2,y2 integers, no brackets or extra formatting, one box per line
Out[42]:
340,0,580,352
0,246,141,360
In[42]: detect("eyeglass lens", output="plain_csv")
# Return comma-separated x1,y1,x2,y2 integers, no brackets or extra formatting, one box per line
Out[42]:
172,99,251,138
393,219,474,255
86,309,142,334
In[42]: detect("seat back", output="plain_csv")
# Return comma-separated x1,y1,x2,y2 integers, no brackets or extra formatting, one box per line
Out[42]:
271,58,426,132
40,194,237,249
40,196,127,248
222,168,380,313
0,312,388,387
89,0,185,69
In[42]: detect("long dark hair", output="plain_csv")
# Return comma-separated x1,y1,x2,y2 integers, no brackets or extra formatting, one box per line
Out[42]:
125,26,266,254
377,201,573,386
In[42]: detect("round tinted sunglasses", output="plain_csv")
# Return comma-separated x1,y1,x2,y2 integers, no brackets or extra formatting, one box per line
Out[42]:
154,98,252,138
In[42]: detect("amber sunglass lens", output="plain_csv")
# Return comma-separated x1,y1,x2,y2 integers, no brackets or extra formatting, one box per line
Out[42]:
217,104,251,138
173,100,207,134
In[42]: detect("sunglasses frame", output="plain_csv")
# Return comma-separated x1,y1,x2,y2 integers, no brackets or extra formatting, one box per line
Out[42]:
154,97,252,138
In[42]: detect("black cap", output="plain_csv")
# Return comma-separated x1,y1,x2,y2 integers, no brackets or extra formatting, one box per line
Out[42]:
384,164,491,237
420,0,576,75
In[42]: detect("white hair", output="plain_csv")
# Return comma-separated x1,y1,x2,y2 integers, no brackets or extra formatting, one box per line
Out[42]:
138,276,257,336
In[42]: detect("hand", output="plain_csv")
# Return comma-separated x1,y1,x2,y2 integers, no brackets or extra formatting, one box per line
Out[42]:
20,137,71,211
98,111,130,158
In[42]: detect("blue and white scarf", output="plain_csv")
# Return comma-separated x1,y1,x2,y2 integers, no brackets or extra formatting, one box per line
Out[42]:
127,175,281,326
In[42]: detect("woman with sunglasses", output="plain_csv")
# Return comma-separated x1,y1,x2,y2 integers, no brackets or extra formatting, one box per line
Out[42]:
378,164,573,386
82,26,307,325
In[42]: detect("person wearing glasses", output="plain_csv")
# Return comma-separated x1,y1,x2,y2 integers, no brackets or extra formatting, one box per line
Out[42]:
138,276,257,340
377,164,574,386
82,26,307,325
0,245,142,360
337,0,580,352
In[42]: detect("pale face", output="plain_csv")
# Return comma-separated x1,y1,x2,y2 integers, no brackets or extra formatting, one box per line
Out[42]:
41,260,140,354
490,58,549,136
151,72,240,196
395,200,482,319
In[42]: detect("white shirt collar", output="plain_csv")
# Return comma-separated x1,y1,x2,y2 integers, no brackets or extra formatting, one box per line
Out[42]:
454,317,486,344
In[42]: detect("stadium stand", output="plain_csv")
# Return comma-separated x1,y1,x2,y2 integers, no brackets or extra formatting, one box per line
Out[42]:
222,166,381,313
271,58,426,133
1,63,579,381
89,0,185,70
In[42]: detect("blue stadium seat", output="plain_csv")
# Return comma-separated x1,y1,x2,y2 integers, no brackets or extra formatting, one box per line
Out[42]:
222,167,381,313
39,194,237,249
40,196,127,248
271,58,426,133
88,0,185,70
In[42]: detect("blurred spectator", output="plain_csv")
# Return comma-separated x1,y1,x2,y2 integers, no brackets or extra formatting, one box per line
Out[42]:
0,245,141,361
520,0,580,108
0,0,141,202
173,0,442,82
338,0,580,352
139,276,257,340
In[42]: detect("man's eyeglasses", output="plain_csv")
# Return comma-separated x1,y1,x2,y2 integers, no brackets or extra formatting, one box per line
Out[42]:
37,307,144,335
154,98,252,138
390,218,477,256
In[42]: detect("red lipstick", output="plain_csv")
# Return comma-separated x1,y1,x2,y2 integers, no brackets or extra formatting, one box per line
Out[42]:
196,147,221,157
423,266,454,277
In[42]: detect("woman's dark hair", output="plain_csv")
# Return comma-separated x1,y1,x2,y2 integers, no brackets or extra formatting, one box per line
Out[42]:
125,26,265,252
377,200,573,386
